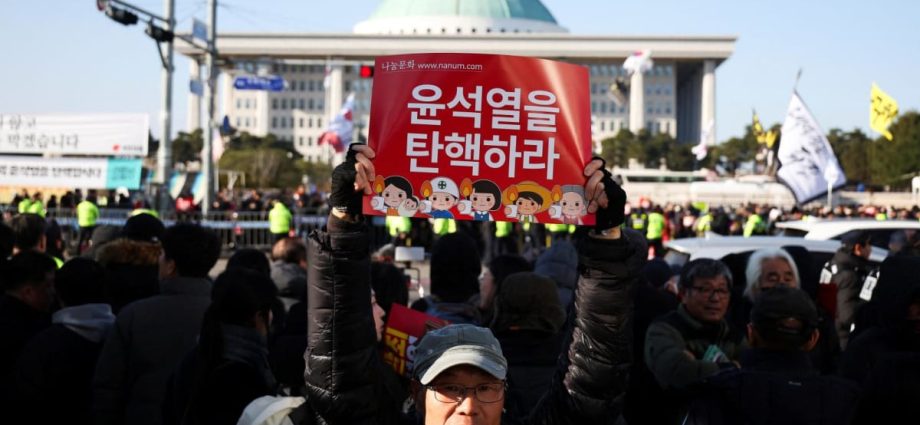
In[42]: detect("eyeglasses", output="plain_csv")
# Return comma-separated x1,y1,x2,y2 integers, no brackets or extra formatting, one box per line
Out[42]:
426,382,506,404
690,286,731,298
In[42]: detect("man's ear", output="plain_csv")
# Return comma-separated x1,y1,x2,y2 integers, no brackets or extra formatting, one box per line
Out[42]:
802,329,820,352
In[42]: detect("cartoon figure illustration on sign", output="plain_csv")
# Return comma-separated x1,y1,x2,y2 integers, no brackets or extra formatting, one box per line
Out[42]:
549,185,588,225
370,176,413,216
419,177,459,219
502,181,553,224
457,178,502,222
397,196,420,217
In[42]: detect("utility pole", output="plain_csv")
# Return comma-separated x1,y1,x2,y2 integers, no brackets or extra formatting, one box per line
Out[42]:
157,0,175,214
201,0,218,215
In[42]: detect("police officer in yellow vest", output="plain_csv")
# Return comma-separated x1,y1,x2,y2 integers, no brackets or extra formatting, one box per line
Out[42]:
130,207,160,219
18,193,33,214
77,194,100,253
695,212,713,237
26,192,46,217
386,216,412,246
743,208,767,237
646,207,666,257
432,218,457,236
269,198,293,243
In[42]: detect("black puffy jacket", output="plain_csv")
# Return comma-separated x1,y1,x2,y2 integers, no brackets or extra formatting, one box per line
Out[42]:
302,217,642,424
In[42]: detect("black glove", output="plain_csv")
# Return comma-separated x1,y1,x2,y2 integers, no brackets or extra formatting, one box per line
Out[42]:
328,145,364,215
592,157,627,231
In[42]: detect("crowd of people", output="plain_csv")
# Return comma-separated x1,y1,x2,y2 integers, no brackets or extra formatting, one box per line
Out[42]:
1,146,919,425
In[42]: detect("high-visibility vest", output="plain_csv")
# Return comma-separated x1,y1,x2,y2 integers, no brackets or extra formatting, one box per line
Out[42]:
546,223,568,234
631,213,648,231
386,216,411,237
18,198,32,213
695,213,713,235
743,214,766,237
495,221,512,238
77,201,100,227
269,203,293,234
433,218,457,235
875,213,887,221
27,200,46,217
647,212,665,240
130,208,160,219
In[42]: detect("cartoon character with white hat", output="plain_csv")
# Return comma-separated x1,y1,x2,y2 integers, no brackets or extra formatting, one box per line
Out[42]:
419,177,459,219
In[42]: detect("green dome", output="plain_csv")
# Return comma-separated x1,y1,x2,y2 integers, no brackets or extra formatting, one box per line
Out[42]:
369,0,559,24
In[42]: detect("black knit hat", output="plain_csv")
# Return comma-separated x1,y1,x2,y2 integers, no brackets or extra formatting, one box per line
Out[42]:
122,213,165,242
751,287,818,345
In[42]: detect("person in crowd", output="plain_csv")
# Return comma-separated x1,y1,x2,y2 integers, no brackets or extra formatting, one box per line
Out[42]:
840,256,920,424
269,237,307,311
623,256,679,424
410,232,484,325
819,231,873,349
227,248,271,277
0,221,13,259
11,213,47,255
77,192,100,254
92,223,220,425
742,206,766,237
269,198,293,243
94,215,165,313
44,218,65,266
47,194,58,210
487,271,566,420
646,205,666,257
730,248,801,333
643,258,740,424
82,225,122,259
12,258,114,425
684,287,859,424
163,268,279,425
0,251,56,413
370,260,410,317
470,254,531,325
301,145,637,424
533,240,578,310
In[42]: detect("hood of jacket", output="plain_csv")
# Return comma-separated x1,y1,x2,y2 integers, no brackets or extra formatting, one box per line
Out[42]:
534,240,579,290
95,238,161,267
52,303,116,343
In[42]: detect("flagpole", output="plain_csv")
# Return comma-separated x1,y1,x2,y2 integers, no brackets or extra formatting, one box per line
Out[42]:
827,180,832,208
794,68,803,92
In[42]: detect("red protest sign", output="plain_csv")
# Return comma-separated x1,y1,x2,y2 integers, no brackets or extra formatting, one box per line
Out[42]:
381,303,450,378
364,53,594,225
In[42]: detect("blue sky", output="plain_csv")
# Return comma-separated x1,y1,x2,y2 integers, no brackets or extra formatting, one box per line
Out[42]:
1,0,917,143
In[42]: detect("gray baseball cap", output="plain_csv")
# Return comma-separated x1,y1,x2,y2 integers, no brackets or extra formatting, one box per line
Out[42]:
413,324,508,385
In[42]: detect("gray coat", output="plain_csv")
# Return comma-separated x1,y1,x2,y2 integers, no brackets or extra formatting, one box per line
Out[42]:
92,277,211,425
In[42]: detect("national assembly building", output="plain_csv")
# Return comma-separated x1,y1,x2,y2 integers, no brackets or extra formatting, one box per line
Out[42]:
176,0,735,163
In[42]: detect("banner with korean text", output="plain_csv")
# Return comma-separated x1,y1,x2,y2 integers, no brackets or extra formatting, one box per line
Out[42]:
382,304,449,378
365,53,594,225
0,156,143,189
0,113,148,156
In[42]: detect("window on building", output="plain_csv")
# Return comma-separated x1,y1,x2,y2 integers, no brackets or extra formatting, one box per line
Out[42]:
236,117,241,127
236,99,241,109
299,136,303,146
298,99,305,110
600,102,607,114
308,136,313,146
344,81,351,92
308,117,314,128
600,121,606,131
299,118,304,128
280,117,286,128
317,118,323,128
272,117,277,128
308,98,315,110
245,117,250,127
272,99,278,110
308,80,315,92
591,102,596,113
282,99,288,110
245,99,251,109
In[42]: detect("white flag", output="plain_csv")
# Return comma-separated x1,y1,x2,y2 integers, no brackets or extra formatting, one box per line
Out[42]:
776,92,846,204
622,50,653,76
692,119,715,160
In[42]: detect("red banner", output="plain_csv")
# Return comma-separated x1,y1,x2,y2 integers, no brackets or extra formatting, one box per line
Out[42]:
381,303,450,377
364,53,594,225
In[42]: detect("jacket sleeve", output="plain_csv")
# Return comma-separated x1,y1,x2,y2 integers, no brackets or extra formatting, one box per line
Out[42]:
529,229,644,424
92,313,131,425
303,216,381,424
644,321,720,390
834,270,859,348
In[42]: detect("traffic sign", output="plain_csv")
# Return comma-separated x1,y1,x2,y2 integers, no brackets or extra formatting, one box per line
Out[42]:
233,75,285,92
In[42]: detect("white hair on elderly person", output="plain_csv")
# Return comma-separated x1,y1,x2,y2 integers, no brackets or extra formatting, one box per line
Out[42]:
743,248,801,302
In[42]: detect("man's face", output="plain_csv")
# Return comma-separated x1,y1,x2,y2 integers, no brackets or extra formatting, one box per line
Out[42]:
757,258,797,292
681,275,731,324
24,272,55,312
382,184,408,208
470,191,495,212
515,198,539,215
421,365,505,425
854,242,873,259
430,193,458,211
560,192,586,217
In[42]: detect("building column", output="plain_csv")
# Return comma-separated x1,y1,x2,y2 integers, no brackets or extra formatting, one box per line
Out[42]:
220,71,233,127
628,69,645,133
701,60,716,143
256,62,271,136
325,60,345,163
187,59,202,132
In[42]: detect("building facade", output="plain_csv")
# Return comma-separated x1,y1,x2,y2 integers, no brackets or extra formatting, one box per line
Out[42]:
177,0,734,162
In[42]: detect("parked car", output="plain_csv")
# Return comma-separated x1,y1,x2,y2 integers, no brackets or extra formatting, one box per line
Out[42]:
663,235,889,271
775,219,920,250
